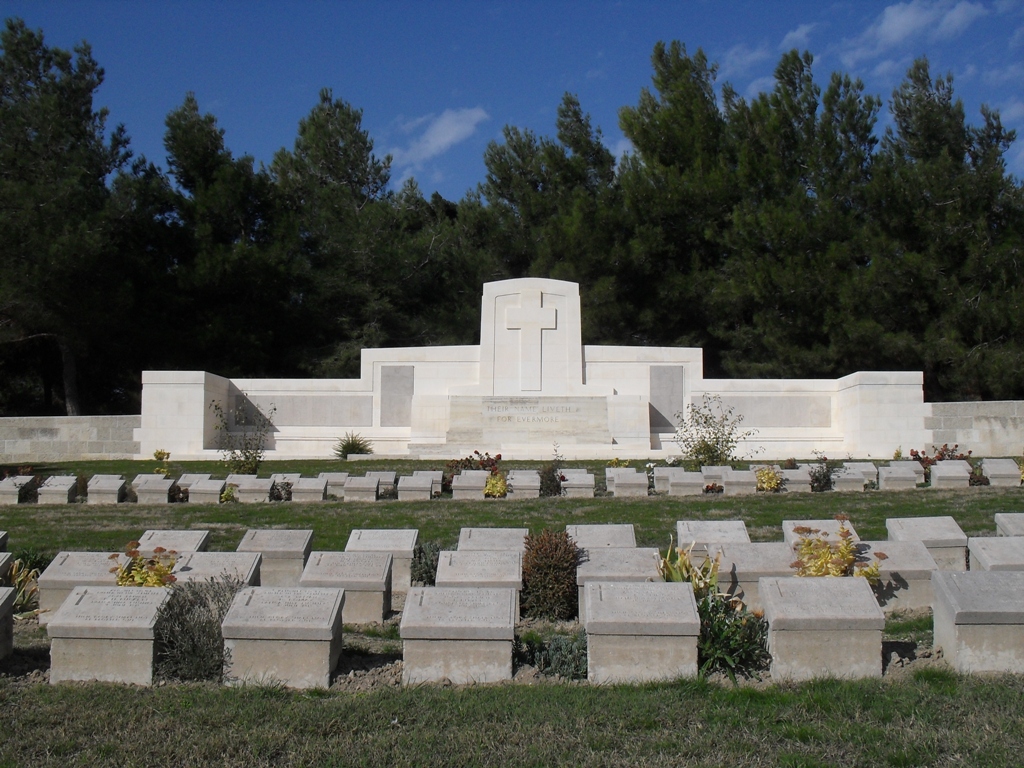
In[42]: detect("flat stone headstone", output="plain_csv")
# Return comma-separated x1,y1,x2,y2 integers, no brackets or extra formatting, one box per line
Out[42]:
344,476,379,502
0,530,7,551
413,470,442,497
345,529,418,593
844,462,879,484
878,464,918,491
400,587,517,684
0,586,13,661
668,472,706,496
451,472,487,500
968,537,1024,571
0,552,9,583
299,551,392,624
611,471,648,497
232,476,274,503
782,519,860,548
47,586,171,685
717,542,796,611
138,530,210,557
576,547,660,623
133,476,178,504
561,472,595,498
760,576,884,681
221,587,345,689
995,513,1024,537
458,527,528,553
723,469,757,496
675,520,750,557
37,552,121,623
858,540,937,612
435,550,522,596
188,478,226,504
604,467,639,493
397,475,433,501
566,523,636,550
982,458,1021,488
319,472,349,499
833,469,866,493
270,473,301,487
506,470,540,498
175,473,210,490
585,581,699,683
171,551,261,585
290,476,327,502
237,529,313,587
0,475,36,505
700,466,730,484
652,467,686,494
930,461,970,489
886,516,967,571
38,475,77,504
933,570,1024,672
365,471,397,493
87,475,126,504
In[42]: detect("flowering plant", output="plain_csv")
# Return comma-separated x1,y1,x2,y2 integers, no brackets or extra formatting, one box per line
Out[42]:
109,541,177,587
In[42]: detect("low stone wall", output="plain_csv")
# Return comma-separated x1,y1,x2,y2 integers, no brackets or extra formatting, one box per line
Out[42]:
926,401,1024,457
0,415,140,463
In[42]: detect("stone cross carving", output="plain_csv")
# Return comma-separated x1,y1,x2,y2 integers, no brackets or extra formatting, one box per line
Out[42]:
505,289,557,391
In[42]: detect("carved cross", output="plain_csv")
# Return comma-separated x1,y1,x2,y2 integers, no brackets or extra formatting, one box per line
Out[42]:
505,289,557,391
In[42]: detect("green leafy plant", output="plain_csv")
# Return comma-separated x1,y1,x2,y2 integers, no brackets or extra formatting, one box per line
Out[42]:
658,538,720,600
210,398,276,475
153,449,172,477
539,442,565,497
411,539,452,586
220,484,237,503
521,529,582,620
269,480,293,501
909,443,972,483
6,558,40,616
514,631,588,679
155,576,244,682
755,466,785,493
808,451,841,492
790,516,884,585
334,431,373,460
443,450,501,492
697,593,770,682
484,471,508,498
674,393,758,467
109,541,177,587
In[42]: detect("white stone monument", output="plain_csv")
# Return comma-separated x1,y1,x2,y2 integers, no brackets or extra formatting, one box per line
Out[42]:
236,529,313,586
886,516,967,571
299,552,392,624
345,529,417,593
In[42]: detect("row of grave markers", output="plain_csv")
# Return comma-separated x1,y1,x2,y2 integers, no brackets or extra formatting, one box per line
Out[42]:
1,458,1020,506
4,511,1024,687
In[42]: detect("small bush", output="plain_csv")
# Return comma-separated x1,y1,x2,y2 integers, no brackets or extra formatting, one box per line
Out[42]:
658,538,720,600
10,548,52,574
335,431,373,460
210,398,276,475
411,540,451,586
755,466,785,493
155,576,244,682
484,471,507,498
697,593,770,682
6,558,40,615
443,450,500,492
909,443,972,483
109,541,177,587
790,515,884,585
521,530,583,620
514,630,588,680
808,452,841,492
674,393,758,467
269,480,293,501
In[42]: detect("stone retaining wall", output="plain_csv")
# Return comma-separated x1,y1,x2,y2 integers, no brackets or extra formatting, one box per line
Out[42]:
926,401,1024,457
0,416,140,463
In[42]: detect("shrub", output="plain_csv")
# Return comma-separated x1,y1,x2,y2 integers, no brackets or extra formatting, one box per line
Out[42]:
484,471,507,498
909,443,972,483
697,593,770,682
155,576,244,682
269,481,293,501
755,466,785,493
6,558,40,615
808,451,841,492
210,398,276,475
790,516,884,585
220,484,237,503
521,530,583,620
674,393,758,467
334,431,373,460
411,539,452,586
968,462,990,487
10,548,52,574
109,541,177,587
443,450,501,492
513,630,588,679
539,443,565,497
658,538,720,600
782,457,798,470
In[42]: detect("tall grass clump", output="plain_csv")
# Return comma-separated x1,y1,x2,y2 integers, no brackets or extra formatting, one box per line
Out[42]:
155,576,244,682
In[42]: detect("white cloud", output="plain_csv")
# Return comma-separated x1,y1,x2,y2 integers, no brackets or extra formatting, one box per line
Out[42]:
780,23,817,50
390,107,490,170
611,137,633,158
720,43,771,78
745,75,777,99
1010,25,1024,47
984,63,1024,84
999,98,1024,123
841,1,989,66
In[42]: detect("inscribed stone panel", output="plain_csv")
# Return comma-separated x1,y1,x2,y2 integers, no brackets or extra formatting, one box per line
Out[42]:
381,366,415,427
649,366,684,431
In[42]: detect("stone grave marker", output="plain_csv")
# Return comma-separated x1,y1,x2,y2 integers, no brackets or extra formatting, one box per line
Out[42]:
995,513,1024,537
458,527,528,553
344,476,379,502
858,540,937,612
833,468,866,493
843,462,879,485
604,467,638,494
561,472,595,498
132,474,178,504
345,529,418,593
0,586,13,661
270,473,301,489
175,473,210,491
87,474,126,504
668,472,706,496
566,523,636,550
652,467,685,494
0,475,37,505
400,587,517,684
968,537,1024,571
0,530,7,551
237,529,313,586
584,581,699,683
506,469,540,498
171,551,261,585
611,470,648,497
576,548,660,623
138,529,210,557
675,520,750,558
722,469,757,496
319,472,349,499
783,519,860,548
0,552,10,583
233,475,274,503
886,516,966,571
878,464,918,491
760,576,884,681
365,471,397,495
37,552,122,624
397,475,433,501
37,475,77,504
47,586,171,685
435,551,523,614
716,542,795,611
413,470,442,497
451,472,487,500
299,552,392,624
221,587,345,689
188,478,226,504
933,570,1024,673
290,476,328,502
930,461,970,489
982,458,1022,488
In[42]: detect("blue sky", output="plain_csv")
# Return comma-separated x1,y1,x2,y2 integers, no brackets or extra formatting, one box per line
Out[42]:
5,1,1023,200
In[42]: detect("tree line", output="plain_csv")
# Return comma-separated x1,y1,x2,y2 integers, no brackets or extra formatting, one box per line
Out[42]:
0,20,1021,416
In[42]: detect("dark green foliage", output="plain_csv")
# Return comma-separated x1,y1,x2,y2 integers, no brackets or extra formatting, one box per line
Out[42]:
334,431,373,460
514,630,588,679
442,451,501,493
697,593,770,681
410,539,451,586
521,530,583,620
10,548,52,574
808,453,841,492
155,576,244,683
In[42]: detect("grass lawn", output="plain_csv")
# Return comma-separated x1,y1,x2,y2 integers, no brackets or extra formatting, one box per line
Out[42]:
2,460,1023,767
